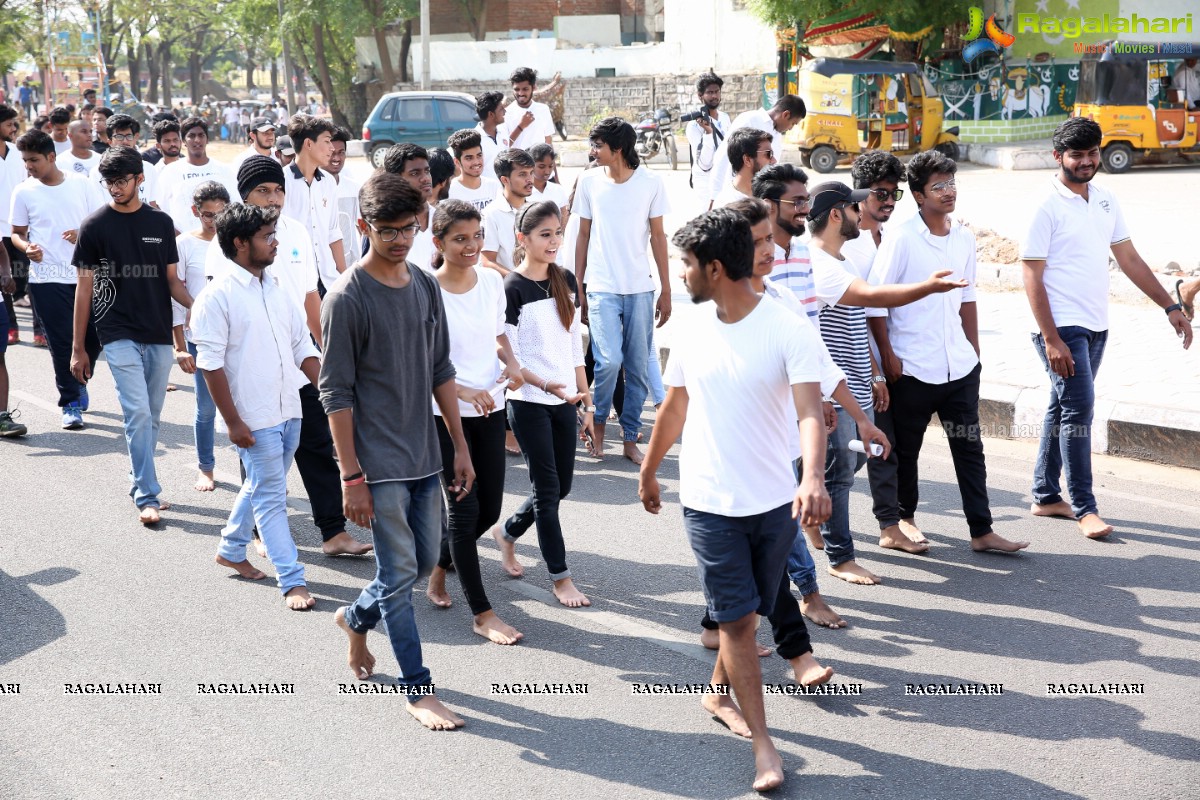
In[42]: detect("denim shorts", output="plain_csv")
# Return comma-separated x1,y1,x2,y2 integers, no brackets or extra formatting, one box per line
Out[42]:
682,503,796,624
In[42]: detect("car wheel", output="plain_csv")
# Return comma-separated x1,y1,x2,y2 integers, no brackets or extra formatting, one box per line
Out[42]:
1101,142,1133,174
810,145,838,174
369,143,392,169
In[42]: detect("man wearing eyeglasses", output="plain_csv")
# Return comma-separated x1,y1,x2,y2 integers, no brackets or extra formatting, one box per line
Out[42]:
712,128,775,209
89,115,159,210
69,146,195,526
869,152,1030,555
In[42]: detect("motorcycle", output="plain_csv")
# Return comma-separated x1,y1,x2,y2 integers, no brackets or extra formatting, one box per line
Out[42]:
634,108,678,169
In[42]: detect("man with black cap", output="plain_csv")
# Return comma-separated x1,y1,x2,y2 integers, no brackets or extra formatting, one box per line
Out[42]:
204,155,372,558
233,116,278,172
274,136,295,168
804,181,971,584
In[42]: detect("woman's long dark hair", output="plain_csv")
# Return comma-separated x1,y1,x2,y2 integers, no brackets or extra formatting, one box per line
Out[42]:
514,200,573,331
431,199,482,269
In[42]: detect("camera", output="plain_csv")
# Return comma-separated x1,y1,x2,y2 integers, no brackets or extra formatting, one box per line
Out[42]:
679,108,707,123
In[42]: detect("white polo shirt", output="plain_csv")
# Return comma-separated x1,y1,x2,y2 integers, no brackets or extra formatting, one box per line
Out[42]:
282,162,343,289
869,214,979,385
1020,177,1130,333
482,193,525,271
204,214,319,314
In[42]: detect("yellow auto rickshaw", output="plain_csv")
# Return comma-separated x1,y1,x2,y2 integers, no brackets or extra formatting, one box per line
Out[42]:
793,58,961,173
1073,41,1200,173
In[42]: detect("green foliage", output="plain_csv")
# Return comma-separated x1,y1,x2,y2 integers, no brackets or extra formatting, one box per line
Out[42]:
747,0,962,37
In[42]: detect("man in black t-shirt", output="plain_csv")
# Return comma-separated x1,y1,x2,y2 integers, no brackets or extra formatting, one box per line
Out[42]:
70,147,194,526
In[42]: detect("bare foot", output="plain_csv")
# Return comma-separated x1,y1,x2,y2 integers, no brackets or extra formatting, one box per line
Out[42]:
752,742,785,792
1079,513,1114,539
406,697,465,730
215,554,267,580
828,560,881,585
899,517,927,544
800,592,846,629
491,526,524,577
335,606,375,679
552,577,591,608
473,610,523,645
970,532,1030,553
1031,500,1073,519
700,627,771,657
504,430,521,456
284,586,316,611
803,524,824,550
157,501,172,511
702,693,752,737
166,383,177,392
426,566,453,608
138,506,161,526
194,470,215,492
254,537,268,559
790,651,835,687
623,441,644,465
322,531,373,557
879,527,930,554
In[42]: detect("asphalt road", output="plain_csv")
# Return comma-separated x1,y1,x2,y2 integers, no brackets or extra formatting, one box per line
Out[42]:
3,303,1199,799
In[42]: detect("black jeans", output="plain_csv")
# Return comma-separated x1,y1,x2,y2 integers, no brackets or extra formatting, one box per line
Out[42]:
867,404,902,529
435,411,507,615
888,363,993,538
699,571,813,660
504,399,576,579
28,283,99,407
3,237,42,336
295,382,347,541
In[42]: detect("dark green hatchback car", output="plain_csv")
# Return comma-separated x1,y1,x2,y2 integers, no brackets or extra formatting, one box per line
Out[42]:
361,91,479,167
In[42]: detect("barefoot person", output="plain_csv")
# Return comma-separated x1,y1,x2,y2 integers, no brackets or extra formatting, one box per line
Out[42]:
424,200,525,645
320,172,472,730
191,203,321,610
574,117,671,463
640,208,831,793
1021,118,1191,539
493,200,595,608
171,181,229,492
870,151,1029,554
70,147,194,525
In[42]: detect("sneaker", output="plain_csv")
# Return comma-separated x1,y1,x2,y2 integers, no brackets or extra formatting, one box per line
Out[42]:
61,403,84,430
33,334,48,348
0,410,26,437
6,330,17,346
78,383,89,412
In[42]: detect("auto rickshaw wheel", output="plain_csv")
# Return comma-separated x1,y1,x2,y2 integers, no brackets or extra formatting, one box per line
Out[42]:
810,145,838,174
1102,143,1133,174
935,142,960,162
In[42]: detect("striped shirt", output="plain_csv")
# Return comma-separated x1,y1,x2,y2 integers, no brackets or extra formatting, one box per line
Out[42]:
768,239,819,325
810,246,872,412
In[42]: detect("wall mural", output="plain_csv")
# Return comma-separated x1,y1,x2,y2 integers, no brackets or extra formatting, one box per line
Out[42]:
934,62,1079,122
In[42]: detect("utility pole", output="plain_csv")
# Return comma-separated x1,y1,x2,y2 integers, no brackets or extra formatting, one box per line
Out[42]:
278,0,297,112
420,0,430,90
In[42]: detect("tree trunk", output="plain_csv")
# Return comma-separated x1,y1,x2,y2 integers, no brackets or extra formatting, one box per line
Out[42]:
145,41,159,104
269,58,279,100
245,43,256,91
399,19,412,83
372,24,396,90
126,44,142,101
160,41,172,110
310,22,349,128
189,53,202,103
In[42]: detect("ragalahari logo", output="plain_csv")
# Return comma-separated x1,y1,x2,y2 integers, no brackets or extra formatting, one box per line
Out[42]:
963,7,1016,63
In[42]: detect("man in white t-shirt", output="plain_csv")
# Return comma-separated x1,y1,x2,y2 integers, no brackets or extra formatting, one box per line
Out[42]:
871,151,1029,554
503,67,555,151
57,120,100,177
481,148,533,276
281,115,346,291
639,208,830,795
9,130,105,426
709,94,806,208
222,103,241,141
712,128,774,209
48,107,72,155
474,92,509,182
232,116,279,173
157,117,239,234
1021,118,1191,540
447,128,500,212
326,128,361,270
685,72,731,208
574,118,671,463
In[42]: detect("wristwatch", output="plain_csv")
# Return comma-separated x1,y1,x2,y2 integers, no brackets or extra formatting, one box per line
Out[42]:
872,375,887,384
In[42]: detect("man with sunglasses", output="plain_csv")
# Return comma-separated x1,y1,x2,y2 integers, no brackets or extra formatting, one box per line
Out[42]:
712,128,774,209
70,147,194,525
869,152,1029,555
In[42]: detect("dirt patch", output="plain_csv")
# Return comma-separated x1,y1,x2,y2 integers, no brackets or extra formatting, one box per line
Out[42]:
971,226,1021,264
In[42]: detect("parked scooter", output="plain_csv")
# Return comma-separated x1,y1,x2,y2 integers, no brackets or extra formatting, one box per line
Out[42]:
634,108,678,169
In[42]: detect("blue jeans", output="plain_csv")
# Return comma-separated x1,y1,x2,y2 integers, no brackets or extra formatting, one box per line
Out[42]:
105,340,173,509
820,405,872,567
344,475,442,702
218,419,305,593
588,290,653,441
1032,326,1108,519
186,342,216,472
647,328,666,407
785,459,818,595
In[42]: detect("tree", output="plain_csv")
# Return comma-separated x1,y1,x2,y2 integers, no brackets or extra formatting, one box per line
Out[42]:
453,0,490,42
748,0,961,60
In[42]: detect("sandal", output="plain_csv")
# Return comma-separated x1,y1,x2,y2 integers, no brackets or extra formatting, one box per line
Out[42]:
1175,279,1194,321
